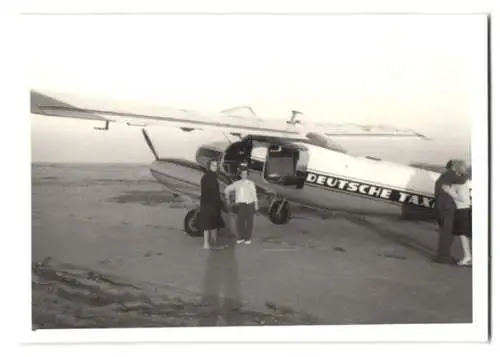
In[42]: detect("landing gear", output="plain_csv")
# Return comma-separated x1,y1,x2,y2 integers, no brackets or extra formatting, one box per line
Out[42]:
268,196,292,225
184,208,203,237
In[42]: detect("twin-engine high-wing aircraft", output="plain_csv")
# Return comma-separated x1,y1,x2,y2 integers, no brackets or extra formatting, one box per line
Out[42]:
31,89,451,237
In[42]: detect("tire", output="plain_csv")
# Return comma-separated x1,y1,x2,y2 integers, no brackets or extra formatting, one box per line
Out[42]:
184,208,203,237
268,200,292,225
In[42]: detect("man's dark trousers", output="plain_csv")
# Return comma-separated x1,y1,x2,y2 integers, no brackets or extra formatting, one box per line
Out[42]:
436,207,455,259
434,168,465,261
237,203,254,241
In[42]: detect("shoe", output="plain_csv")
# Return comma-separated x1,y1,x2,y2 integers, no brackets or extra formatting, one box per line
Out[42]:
244,240,252,245
236,240,244,244
457,258,472,266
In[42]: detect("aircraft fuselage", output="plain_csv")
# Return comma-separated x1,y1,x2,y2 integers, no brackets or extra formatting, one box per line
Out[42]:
150,135,447,221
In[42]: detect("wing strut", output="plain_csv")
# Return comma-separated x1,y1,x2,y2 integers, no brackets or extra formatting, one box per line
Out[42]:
141,128,160,160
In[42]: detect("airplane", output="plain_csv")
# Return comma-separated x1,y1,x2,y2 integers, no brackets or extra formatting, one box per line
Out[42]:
30,89,467,238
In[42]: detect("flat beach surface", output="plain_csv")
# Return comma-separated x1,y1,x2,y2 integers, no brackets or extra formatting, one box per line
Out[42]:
31,163,472,329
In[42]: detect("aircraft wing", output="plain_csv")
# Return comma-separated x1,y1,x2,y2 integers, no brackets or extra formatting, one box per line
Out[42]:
312,122,429,139
31,89,306,139
31,89,429,140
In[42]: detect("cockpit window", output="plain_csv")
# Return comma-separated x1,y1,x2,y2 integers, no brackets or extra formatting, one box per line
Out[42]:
196,147,222,160
195,147,222,168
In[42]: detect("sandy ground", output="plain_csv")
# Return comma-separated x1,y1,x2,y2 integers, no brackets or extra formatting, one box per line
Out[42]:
31,164,472,329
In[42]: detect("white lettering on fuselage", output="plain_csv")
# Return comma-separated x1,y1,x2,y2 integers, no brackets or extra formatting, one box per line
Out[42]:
397,192,435,208
305,172,435,208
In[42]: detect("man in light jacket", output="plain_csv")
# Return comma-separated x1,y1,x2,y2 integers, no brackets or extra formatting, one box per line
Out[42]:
224,166,259,245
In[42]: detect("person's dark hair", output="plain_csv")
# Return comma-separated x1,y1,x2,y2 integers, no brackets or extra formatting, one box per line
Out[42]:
445,160,453,169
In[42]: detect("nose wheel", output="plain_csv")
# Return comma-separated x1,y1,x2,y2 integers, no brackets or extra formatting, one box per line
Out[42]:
184,208,203,237
268,197,292,225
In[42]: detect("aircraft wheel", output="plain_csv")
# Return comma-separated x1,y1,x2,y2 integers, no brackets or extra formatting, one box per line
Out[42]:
269,200,292,225
184,208,203,237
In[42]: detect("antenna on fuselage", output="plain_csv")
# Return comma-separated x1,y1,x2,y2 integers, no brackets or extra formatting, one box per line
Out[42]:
286,110,303,126
285,110,307,137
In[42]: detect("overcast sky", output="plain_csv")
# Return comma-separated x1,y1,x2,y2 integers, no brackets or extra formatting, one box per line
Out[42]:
29,14,486,165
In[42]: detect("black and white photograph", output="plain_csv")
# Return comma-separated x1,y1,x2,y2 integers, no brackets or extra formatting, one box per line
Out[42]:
18,5,492,346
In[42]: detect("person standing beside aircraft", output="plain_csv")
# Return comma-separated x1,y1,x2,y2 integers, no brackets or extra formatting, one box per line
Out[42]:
199,159,226,250
442,161,472,266
433,160,468,265
224,166,259,245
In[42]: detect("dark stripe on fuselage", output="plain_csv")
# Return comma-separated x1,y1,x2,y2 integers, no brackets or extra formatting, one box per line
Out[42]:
303,172,435,210
310,167,435,197
245,167,433,211
304,182,433,213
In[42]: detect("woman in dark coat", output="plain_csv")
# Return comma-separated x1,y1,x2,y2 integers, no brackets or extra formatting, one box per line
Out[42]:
199,159,226,249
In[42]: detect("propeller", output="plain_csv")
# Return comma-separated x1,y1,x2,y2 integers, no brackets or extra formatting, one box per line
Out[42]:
141,128,159,161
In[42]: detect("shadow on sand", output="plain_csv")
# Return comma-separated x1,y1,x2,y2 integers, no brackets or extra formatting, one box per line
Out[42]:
197,213,244,326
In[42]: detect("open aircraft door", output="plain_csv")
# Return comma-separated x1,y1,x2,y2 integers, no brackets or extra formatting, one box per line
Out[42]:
263,143,308,189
